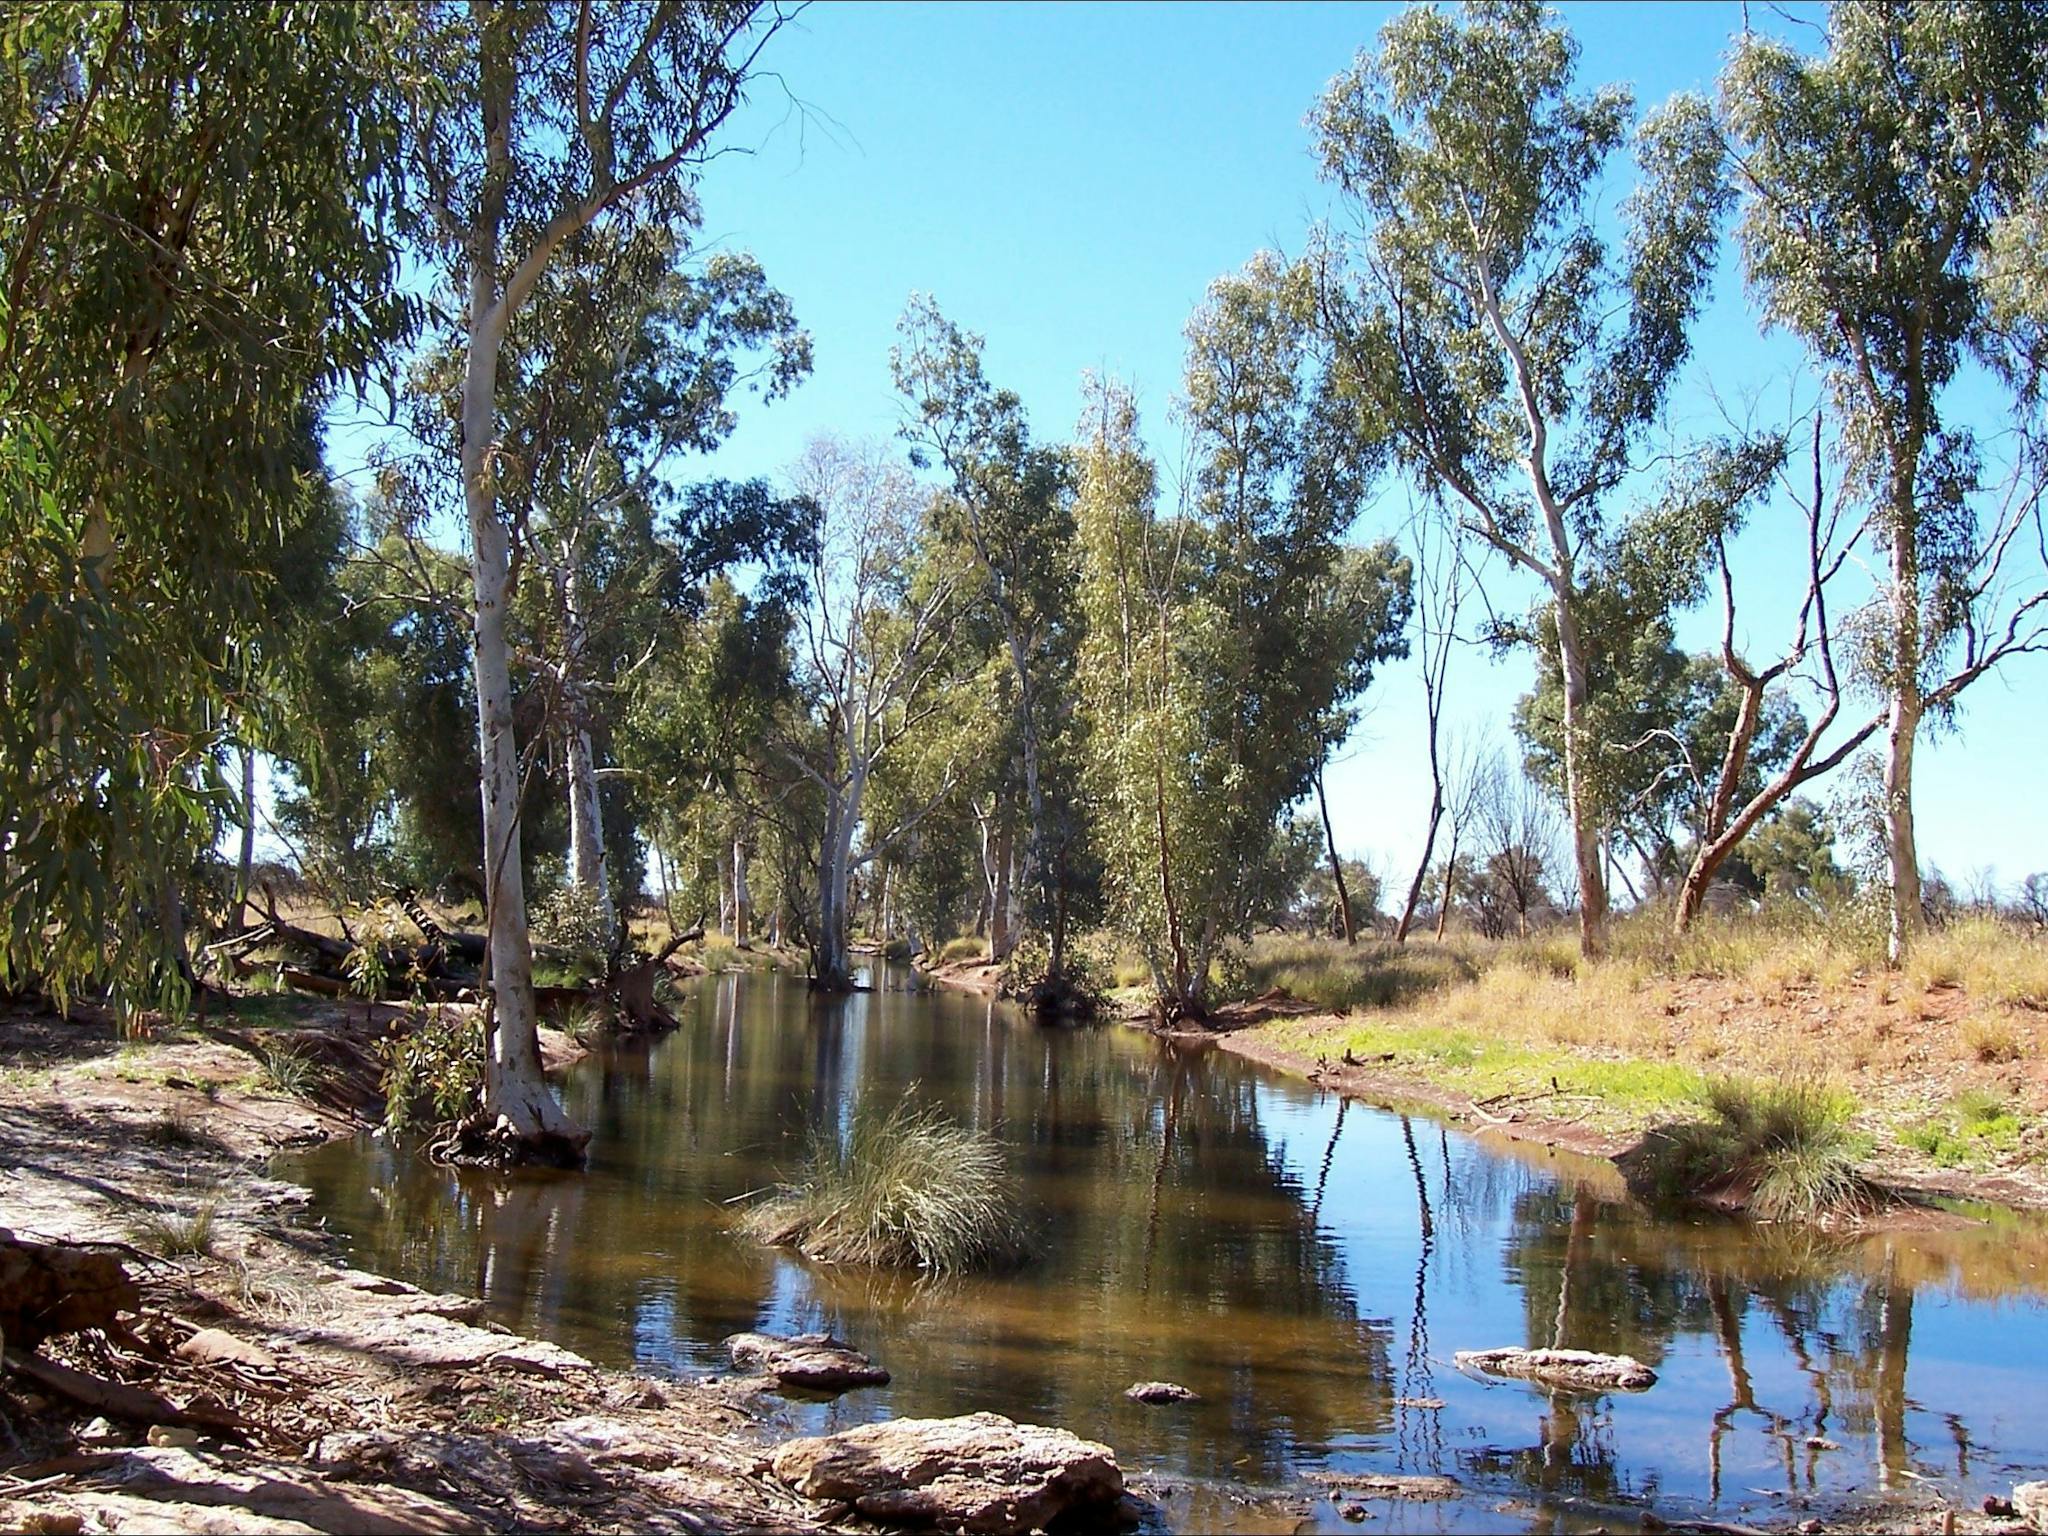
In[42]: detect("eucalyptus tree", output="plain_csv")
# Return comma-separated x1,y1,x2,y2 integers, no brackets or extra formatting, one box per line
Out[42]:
890,297,1081,979
774,439,967,990
1309,0,1733,955
395,1,792,1160
1,3,408,1015
1077,254,1407,1020
498,225,809,940
1722,2,2048,962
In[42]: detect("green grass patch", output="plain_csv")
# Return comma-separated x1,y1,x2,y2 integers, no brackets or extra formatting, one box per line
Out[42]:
1624,1078,1872,1222
934,935,986,965
740,1093,1029,1272
130,1197,219,1258
1902,1088,2031,1169
1263,1015,1706,1126
253,1038,328,1098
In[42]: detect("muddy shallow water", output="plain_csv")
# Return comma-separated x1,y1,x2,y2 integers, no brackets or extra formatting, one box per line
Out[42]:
288,967,2048,1532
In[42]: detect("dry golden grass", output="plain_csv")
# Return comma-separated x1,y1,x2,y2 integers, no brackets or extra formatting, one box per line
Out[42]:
1236,912,2047,1175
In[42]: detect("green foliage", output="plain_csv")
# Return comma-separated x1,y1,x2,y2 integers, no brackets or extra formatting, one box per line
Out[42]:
378,1005,483,1137
0,4,412,1016
1628,1078,1871,1222
1073,275,1411,1013
740,1093,1029,1272
933,935,987,965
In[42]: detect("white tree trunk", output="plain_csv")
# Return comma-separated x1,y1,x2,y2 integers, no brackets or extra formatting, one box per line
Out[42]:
815,767,864,987
235,743,257,934
560,561,612,942
463,279,585,1157
989,816,1015,961
1554,595,1609,956
731,836,751,948
1882,507,1925,964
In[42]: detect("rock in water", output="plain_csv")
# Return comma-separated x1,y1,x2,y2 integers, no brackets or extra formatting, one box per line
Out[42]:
770,1411,1123,1534
1453,1347,1657,1392
724,1331,889,1392
1125,1381,1199,1404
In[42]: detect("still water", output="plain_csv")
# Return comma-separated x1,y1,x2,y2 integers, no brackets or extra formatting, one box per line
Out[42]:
289,968,2048,1532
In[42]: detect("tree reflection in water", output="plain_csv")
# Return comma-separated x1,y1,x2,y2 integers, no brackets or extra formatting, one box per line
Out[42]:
290,968,2048,1530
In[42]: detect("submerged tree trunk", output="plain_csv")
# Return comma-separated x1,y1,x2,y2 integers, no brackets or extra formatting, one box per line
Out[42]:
1315,758,1355,944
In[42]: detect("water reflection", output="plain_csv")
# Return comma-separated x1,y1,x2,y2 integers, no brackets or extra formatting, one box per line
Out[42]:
291,967,2048,1533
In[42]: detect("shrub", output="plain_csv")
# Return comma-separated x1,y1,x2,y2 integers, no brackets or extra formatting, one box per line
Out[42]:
740,1093,1029,1271
378,1005,483,1136
1625,1077,1871,1222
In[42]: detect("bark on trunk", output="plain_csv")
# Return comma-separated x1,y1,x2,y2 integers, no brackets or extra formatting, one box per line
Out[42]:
460,220,584,1161
731,836,751,948
1434,824,1461,943
989,816,1015,962
1554,596,1609,956
1315,759,1355,944
235,743,256,935
814,767,864,989
1884,528,1924,965
561,559,612,944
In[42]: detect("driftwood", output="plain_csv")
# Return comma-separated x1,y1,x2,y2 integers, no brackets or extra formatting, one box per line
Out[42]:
4,1346,249,1432
609,920,704,1034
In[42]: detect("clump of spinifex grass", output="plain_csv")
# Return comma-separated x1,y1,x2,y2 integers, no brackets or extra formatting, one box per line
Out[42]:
1624,1077,1874,1223
740,1095,1029,1272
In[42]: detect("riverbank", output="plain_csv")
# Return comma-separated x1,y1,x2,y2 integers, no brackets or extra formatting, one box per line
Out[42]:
1179,922,2048,1214
0,997,843,1534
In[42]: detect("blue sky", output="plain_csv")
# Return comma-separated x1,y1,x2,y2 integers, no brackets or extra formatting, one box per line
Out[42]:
332,1,2048,898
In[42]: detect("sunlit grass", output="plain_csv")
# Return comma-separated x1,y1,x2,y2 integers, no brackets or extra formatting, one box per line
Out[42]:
131,1196,220,1258
740,1094,1029,1272
1625,1078,1872,1222
933,935,987,965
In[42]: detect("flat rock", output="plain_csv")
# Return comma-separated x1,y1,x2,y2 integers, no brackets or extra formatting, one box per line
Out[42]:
1454,1347,1656,1392
2015,1481,2048,1531
178,1326,279,1371
547,1415,676,1470
1125,1381,1199,1404
725,1331,889,1391
770,1411,1123,1534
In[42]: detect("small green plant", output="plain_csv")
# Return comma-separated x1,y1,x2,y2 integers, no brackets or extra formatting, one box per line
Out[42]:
256,1038,327,1098
1904,1088,2028,1168
131,1197,219,1258
378,1004,484,1136
740,1092,1029,1272
1626,1077,1871,1222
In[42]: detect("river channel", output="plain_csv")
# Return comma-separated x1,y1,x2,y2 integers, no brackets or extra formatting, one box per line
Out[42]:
289,966,2048,1532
